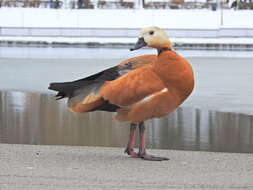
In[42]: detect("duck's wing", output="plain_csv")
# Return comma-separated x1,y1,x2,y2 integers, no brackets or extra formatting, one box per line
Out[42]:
99,66,165,107
99,65,177,122
48,54,157,112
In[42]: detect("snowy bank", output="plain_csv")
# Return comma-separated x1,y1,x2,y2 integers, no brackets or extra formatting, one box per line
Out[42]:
1,8,253,29
1,8,253,50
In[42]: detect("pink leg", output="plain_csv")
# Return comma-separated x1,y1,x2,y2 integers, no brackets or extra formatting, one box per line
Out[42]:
138,122,146,155
138,122,169,161
124,123,138,158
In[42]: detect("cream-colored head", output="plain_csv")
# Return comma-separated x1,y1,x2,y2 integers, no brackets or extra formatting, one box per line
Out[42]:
130,26,172,51
140,26,172,49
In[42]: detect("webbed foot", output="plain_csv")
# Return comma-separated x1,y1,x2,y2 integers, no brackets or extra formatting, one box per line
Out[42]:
124,147,138,158
138,151,169,161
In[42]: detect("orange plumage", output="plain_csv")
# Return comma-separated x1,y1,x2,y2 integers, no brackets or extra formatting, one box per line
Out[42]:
100,50,194,122
48,26,194,161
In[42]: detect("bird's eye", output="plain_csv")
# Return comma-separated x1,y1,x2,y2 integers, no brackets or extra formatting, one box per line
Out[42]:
149,31,154,35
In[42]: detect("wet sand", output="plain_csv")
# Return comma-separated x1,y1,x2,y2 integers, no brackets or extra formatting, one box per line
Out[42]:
1,143,253,190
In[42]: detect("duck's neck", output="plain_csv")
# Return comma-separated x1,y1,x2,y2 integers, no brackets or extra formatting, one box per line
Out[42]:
157,47,172,56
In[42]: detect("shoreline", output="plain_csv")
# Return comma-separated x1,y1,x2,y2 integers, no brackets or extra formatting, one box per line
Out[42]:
1,36,253,51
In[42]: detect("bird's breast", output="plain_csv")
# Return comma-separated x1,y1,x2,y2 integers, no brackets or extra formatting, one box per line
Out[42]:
154,52,194,103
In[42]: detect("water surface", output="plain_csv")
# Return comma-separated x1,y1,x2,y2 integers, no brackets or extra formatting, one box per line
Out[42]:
1,91,252,153
1,47,253,153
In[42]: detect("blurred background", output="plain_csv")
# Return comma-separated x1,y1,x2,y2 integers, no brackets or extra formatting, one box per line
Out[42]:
0,0,252,10
0,0,253,153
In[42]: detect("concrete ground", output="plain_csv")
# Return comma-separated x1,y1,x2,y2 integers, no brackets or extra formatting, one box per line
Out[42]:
1,144,253,190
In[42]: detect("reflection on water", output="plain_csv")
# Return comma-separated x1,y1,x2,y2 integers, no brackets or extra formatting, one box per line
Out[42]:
0,91,253,153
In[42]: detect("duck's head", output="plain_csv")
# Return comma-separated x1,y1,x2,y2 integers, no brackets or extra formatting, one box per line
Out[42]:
130,26,172,51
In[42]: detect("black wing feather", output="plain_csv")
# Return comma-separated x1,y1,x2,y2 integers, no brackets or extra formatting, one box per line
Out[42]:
48,61,134,112
48,65,125,99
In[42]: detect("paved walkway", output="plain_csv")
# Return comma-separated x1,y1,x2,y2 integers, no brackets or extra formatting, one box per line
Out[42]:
1,144,253,190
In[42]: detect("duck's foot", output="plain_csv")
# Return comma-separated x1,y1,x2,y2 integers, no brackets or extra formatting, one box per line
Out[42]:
138,152,169,161
124,147,138,158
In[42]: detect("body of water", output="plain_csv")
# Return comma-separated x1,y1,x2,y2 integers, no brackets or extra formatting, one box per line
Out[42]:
1,91,253,153
1,46,253,153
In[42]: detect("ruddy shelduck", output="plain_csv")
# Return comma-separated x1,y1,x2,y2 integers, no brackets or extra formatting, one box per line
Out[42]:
49,26,194,161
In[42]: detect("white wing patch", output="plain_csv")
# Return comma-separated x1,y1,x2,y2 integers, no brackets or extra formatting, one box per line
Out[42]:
161,88,168,93
137,88,168,104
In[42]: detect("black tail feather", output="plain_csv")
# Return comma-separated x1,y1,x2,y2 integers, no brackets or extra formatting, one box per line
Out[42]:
48,82,77,99
48,79,96,99
48,82,70,92
55,92,66,100
48,65,121,101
